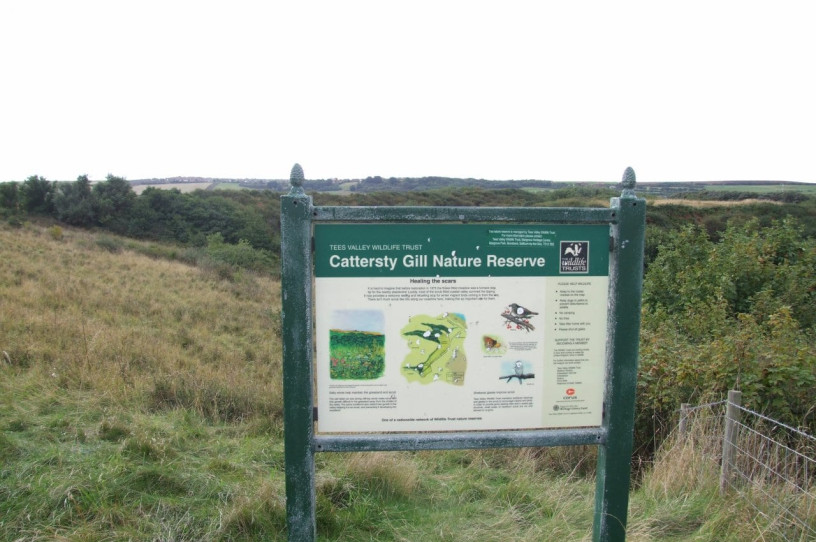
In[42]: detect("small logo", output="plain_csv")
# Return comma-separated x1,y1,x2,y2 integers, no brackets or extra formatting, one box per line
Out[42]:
560,241,589,273
566,388,576,396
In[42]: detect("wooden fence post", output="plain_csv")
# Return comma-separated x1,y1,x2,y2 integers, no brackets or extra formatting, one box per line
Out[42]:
720,390,742,495
679,403,691,437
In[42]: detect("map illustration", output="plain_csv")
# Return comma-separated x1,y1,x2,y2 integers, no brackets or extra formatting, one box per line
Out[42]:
401,312,467,386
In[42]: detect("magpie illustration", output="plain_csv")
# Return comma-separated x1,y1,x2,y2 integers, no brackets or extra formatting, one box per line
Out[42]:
403,329,441,344
500,303,538,332
421,323,452,337
507,303,538,318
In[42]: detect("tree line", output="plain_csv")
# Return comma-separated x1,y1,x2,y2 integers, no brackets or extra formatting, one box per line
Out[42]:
1,175,282,275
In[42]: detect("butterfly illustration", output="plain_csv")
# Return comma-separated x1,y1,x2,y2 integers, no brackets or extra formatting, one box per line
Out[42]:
483,336,501,350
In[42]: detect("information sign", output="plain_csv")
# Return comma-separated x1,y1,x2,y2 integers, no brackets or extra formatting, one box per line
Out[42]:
314,223,610,433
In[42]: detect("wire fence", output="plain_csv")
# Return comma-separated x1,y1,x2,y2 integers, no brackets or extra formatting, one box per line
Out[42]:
677,394,816,541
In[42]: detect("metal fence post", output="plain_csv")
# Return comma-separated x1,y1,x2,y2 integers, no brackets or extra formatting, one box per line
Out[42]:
720,389,742,495
281,164,317,541
592,168,646,542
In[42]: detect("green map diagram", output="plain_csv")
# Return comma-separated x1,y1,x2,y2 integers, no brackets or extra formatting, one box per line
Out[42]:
401,312,467,386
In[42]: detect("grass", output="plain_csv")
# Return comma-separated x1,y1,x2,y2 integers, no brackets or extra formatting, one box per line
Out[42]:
1,220,810,541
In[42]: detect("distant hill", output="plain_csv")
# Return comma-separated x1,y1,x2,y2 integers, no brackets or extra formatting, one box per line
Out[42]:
130,176,814,197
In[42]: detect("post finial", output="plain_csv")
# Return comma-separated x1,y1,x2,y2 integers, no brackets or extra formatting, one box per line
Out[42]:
289,163,305,195
621,167,636,197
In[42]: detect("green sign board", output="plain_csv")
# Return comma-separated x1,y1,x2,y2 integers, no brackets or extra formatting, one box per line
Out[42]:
314,223,611,434
281,164,646,542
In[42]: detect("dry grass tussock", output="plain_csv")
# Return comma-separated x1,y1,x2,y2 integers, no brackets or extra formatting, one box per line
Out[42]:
643,414,723,499
626,410,816,541
0,221,282,422
344,451,420,499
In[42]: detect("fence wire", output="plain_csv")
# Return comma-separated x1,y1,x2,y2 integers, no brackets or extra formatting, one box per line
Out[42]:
680,398,816,541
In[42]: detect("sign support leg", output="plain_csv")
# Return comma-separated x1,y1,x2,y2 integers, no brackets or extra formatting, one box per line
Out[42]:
281,165,317,541
593,168,646,541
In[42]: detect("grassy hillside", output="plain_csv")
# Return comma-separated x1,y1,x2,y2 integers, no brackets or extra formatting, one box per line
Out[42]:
0,222,802,541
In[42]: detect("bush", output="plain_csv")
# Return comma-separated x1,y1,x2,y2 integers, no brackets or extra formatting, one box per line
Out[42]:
637,218,816,455
95,235,123,253
47,225,63,241
204,233,277,275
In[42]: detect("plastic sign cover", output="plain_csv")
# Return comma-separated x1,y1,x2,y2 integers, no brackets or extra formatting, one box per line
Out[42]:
314,224,610,434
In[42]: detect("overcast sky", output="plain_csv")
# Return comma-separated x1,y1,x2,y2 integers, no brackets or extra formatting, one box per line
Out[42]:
1,1,814,184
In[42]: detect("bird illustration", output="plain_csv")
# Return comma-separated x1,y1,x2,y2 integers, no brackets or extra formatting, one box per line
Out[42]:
507,303,538,318
422,323,452,336
499,361,535,384
403,329,440,344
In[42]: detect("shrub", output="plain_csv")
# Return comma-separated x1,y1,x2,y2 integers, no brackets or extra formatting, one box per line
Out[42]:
47,225,63,240
95,235,123,253
203,233,278,276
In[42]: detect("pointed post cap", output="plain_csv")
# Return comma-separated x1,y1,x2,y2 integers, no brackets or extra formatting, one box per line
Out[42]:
621,167,636,197
289,163,305,195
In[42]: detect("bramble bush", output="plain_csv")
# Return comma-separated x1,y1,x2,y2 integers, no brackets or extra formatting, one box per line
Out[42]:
637,219,816,454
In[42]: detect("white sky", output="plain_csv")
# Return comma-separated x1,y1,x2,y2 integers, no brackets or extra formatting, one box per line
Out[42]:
1,1,814,183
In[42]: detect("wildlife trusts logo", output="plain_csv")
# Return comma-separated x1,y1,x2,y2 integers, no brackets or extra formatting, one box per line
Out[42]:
560,241,589,273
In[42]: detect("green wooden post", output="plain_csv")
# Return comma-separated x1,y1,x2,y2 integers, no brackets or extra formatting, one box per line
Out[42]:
281,164,317,541
592,167,646,541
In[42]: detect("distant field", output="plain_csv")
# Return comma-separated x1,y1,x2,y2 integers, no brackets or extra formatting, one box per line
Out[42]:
703,183,816,194
651,198,781,208
211,183,244,191
132,182,213,194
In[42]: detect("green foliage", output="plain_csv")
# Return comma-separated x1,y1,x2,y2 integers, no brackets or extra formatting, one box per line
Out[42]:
203,232,278,276
644,218,815,327
644,197,816,240
0,181,20,211
638,218,816,453
47,225,64,241
95,235,123,253
52,175,95,226
92,174,136,227
19,175,55,214
122,188,280,257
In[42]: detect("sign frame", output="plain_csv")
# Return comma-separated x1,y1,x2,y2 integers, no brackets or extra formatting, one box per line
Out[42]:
281,164,646,541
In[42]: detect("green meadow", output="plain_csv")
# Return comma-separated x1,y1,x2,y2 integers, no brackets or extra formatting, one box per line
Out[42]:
2,221,812,540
